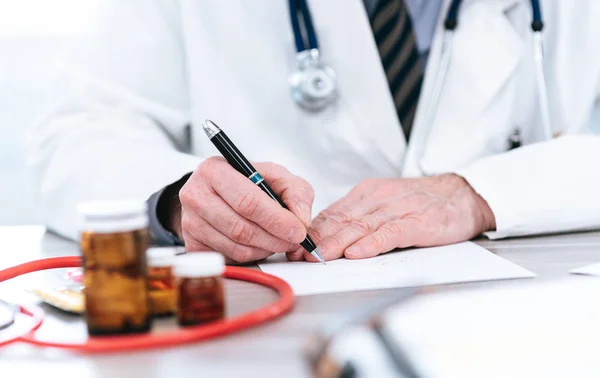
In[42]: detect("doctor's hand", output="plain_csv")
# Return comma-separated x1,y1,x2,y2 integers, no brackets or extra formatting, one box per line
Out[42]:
288,174,496,262
173,157,314,264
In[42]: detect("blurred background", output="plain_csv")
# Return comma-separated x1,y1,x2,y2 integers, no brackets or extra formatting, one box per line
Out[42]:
0,0,99,225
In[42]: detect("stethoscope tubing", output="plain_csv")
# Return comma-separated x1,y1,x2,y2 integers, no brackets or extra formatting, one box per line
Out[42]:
417,0,551,175
289,0,319,53
0,305,44,348
0,256,295,353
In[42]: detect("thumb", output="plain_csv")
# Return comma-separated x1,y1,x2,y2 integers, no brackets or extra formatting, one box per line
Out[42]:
255,162,315,227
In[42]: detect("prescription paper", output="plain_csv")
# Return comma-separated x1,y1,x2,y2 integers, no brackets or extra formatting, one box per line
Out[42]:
570,262,600,277
258,242,536,296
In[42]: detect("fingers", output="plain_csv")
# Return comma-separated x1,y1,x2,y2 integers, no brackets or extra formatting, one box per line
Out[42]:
316,212,387,260
308,197,376,248
182,212,274,264
286,211,388,262
286,248,306,262
344,219,426,259
301,205,381,261
195,187,294,253
181,157,314,264
201,158,307,243
286,181,379,263
256,162,315,227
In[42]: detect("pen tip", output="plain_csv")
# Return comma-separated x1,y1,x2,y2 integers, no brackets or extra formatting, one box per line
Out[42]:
202,119,221,139
311,248,326,264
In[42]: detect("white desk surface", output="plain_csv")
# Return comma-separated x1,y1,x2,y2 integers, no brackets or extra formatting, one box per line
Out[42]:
1,225,600,377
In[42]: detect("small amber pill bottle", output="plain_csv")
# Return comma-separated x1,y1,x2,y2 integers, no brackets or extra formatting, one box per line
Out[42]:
78,199,152,336
174,252,226,326
146,247,177,316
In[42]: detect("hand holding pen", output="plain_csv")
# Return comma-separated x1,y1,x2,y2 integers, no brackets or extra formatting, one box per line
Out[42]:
174,120,325,264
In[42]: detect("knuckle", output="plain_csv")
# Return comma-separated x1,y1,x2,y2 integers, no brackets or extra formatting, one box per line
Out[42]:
230,243,254,263
370,208,390,223
179,187,191,205
325,234,346,250
180,215,194,234
382,222,404,237
234,192,261,218
308,227,325,243
178,182,195,205
198,157,215,174
319,209,351,226
198,156,223,178
349,218,372,234
368,232,386,249
270,175,288,192
362,223,403,251
229,218,255,244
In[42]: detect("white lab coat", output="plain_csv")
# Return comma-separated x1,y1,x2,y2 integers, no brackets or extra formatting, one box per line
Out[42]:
27,0,600,241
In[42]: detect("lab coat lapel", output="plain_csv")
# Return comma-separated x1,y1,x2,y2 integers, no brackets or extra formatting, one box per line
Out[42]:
402,0,526,177
317,0,408,173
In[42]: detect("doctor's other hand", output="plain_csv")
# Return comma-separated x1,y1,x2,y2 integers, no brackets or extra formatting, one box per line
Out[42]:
288,174,496,262
170,157,314,264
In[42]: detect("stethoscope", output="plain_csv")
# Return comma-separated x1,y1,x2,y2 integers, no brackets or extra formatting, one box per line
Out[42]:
288,0,553,142
288,0,338,111
0,256,295,352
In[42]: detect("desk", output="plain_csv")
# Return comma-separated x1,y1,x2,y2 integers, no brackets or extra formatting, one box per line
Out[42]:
1,225,599,378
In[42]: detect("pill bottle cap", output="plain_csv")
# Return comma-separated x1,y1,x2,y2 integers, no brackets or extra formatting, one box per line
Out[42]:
77,199,148,233
147,247,178,267
173,252,225,278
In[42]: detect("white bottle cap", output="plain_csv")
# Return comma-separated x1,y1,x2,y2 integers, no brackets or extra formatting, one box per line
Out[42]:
173,252,225,278
77,199,148,233
146,247,178,267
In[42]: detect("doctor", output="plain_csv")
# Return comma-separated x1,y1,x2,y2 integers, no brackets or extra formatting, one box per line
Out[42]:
28,0,600,263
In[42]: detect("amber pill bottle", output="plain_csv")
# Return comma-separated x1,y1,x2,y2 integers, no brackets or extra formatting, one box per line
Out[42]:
78,200,152,336
146,247,177,316
174,253,226,326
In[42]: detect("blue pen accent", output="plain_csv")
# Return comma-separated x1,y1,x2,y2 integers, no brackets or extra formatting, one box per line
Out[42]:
249,172,264,185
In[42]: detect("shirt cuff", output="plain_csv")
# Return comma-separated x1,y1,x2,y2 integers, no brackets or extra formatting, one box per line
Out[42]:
147,184,184,246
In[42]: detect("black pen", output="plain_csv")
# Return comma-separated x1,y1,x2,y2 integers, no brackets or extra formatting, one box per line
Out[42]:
202,119,326,264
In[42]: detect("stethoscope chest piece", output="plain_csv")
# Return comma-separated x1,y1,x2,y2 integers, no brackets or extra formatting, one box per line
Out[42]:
290,49,337,111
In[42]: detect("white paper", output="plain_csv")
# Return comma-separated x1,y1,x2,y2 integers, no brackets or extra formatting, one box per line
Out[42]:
570,262,600,276
258,241,536,296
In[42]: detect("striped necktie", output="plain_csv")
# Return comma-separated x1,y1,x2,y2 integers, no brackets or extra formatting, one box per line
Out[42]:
369,0,424,140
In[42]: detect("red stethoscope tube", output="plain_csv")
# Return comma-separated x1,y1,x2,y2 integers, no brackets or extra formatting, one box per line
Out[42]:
0,304,44,348
0,256,295,353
